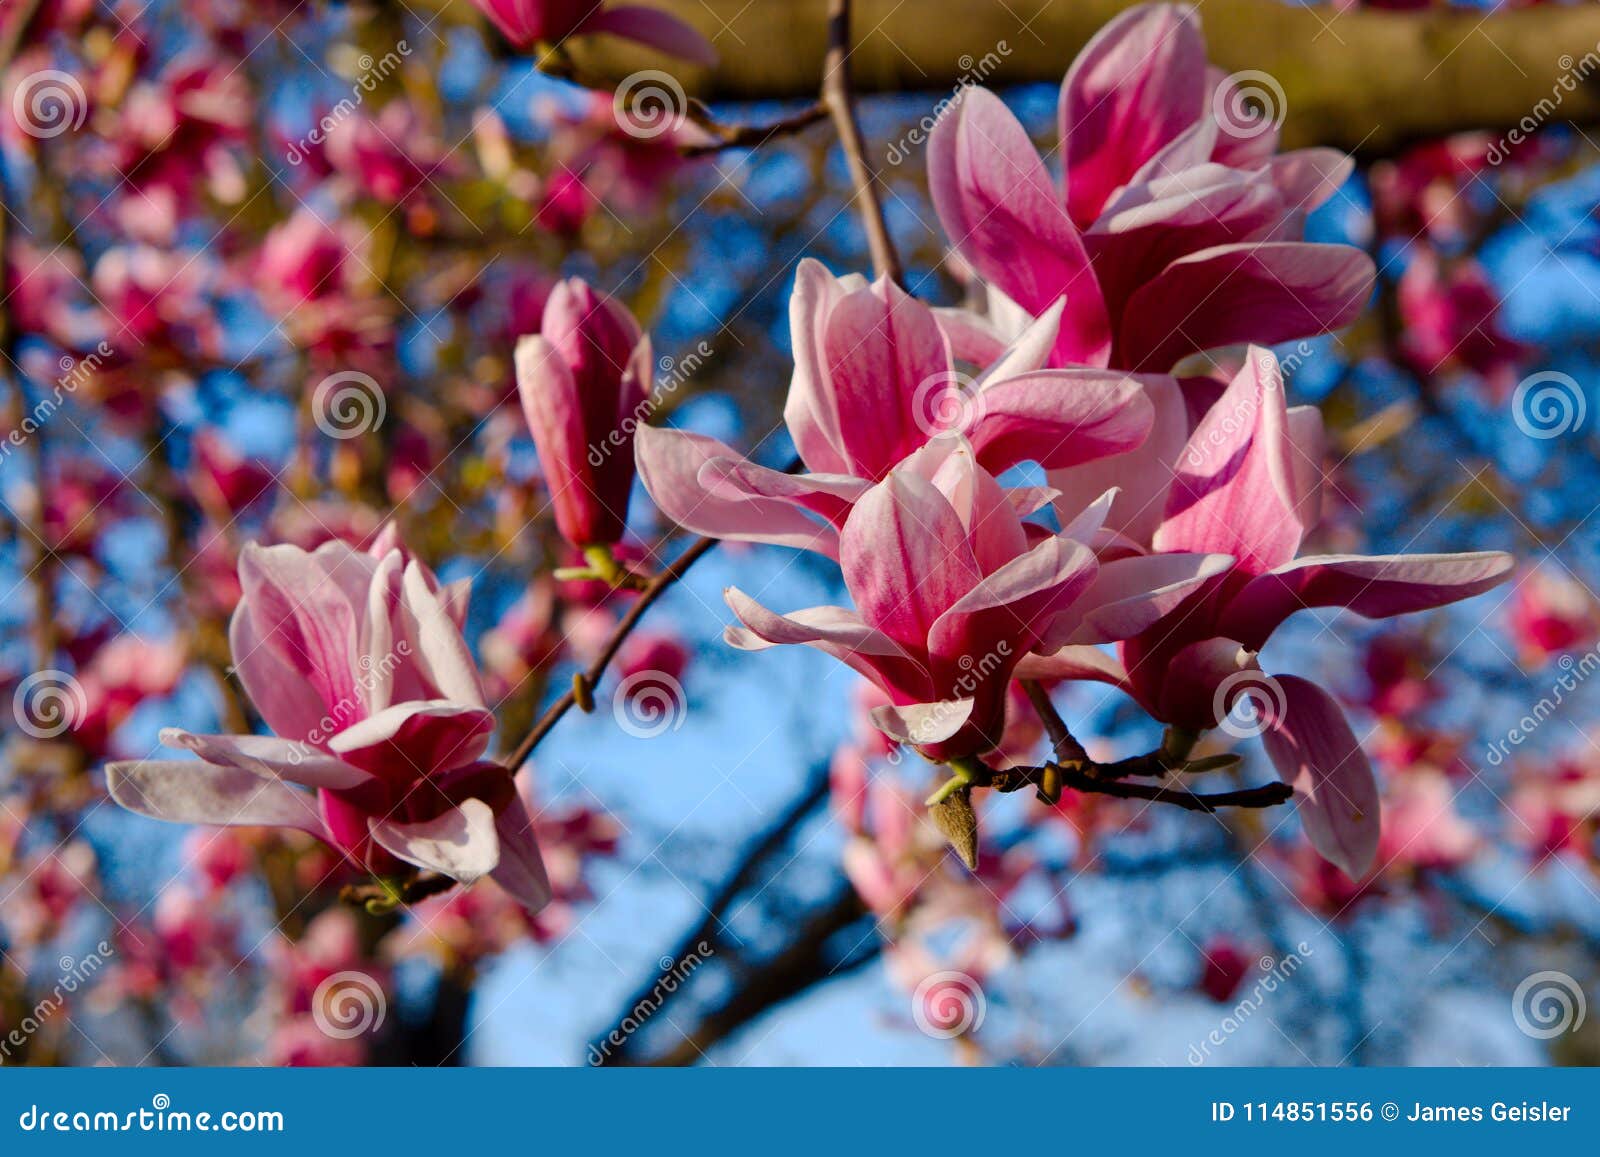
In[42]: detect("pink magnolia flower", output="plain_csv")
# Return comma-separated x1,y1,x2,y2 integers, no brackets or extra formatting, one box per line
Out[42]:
1506,567,1599,664
108,537,551,911
471,0,717,65
636,258,1155,558
1035,347,1514,878
323,103,449,206
1377,772,1480,873
539,92,713,220
254,207,355,309
722,436,1217,760
1196,936,1252,1004
1397,249,1526,397
189,430,277,516
71,635,187,760
927,3,1373,370
516,278,652,549
92,245,220,356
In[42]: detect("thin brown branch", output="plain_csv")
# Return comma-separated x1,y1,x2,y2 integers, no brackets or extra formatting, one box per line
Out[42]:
681,101,830,157
820,0,902,286
505,533,718,769
1020,678,1088,765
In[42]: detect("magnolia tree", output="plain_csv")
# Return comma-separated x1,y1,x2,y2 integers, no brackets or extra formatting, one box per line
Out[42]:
3,0,1599,1066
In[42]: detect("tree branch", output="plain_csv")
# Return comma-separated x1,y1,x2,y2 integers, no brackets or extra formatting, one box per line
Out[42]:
820,0,902,285
568,0,1600,154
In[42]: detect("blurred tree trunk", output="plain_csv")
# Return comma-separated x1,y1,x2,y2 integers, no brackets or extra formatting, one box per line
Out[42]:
570,0,1600,153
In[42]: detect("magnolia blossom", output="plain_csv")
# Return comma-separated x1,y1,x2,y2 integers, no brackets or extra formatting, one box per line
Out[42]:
517,278,652,549
636,258,1155,558
1034,347,1513,877
927,3,1373,370
469,0,717,64
722,436,1218,760
108,535,551,912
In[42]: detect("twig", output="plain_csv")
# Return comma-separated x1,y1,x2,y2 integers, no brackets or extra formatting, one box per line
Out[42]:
820,0,902,286
940,755,1278,814
339,870,457,910
681,102,829,157
1052,765,1292,813
505,534,717,769
1021,678,1089,765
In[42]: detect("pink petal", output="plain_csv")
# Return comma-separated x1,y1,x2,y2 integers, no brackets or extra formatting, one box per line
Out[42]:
328,701,495,779
634,425,841,557
870,699,975,747
228,600,332,742
1261,675,1380,881
723,589,930,701
158,728,372,790
784,259,867,475
400,561,488,708
966,368,1153,471
490,793,553,913
1087,170,1283,317
107,759,326,834
1055,551,1234,646
369,798,500,881
237,542,362,715
582,5,718,65
1148,636,1256,730
1265,149,1353,213
698,456,866,527
840,472,980,651
1218,550,1516,650
1154,348,1305,573
1060,2,1207,226
929,87,1110,366
1120,242,1374,372
1014,644,1131,690
1049,373,1191,549
822,278,952,479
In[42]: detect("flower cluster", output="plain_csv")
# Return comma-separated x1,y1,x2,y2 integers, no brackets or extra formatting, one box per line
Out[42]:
621,4,1512,881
